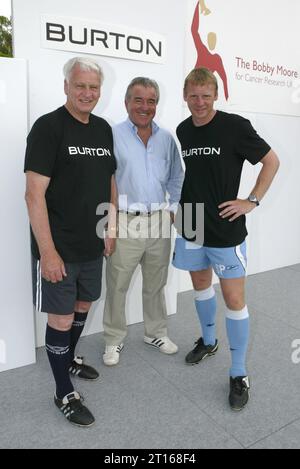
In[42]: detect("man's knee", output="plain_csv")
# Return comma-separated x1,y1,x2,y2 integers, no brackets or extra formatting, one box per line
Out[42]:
75,301,91,313
220,277,245,310
223,293,245,311
48,313,74,331
190,269,212,291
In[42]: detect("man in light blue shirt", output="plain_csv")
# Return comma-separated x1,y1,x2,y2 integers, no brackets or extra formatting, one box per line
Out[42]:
103,77,184,366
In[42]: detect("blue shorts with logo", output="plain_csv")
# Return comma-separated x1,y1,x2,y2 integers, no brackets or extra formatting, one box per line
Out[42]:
172,236,247,279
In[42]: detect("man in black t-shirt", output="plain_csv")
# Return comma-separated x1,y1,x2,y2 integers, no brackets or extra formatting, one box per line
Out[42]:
24,57,117,427
173,68,280,411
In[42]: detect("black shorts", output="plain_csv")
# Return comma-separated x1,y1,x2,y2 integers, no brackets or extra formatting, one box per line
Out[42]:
31,256,104,315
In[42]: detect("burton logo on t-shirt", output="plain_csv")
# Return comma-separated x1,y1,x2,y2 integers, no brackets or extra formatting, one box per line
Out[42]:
182,147,221,158
68,146,112,157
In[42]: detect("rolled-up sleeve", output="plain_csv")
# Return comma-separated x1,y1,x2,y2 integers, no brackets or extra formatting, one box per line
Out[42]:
166,137,185,210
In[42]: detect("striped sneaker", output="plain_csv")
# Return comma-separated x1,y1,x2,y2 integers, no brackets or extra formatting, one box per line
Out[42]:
69,356,99,381
144,336,178,354
54,391,95,427
103,344,124,366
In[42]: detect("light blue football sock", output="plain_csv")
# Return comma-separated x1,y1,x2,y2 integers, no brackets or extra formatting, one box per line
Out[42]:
226,306,249,378
195,286,217,346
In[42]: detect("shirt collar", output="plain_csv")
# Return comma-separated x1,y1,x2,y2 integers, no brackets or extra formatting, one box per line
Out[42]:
126,117,159,135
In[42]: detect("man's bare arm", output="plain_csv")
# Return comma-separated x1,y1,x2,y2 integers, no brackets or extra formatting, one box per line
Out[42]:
104,175,118,257
219,150,280,222
25,171,66,282
248,150,280,202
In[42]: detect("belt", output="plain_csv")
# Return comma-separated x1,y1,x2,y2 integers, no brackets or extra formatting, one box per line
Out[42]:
118,210,161,217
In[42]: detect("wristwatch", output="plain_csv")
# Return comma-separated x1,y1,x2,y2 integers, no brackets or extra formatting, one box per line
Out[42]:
248,194,260,206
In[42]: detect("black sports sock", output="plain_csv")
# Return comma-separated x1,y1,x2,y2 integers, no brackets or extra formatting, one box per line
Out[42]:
69,311,88,362
46,324,74,400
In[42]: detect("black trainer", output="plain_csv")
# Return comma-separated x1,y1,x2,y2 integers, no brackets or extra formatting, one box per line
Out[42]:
54,391,95,427
185,337,218,365
69,356,99,381
229,376,250,411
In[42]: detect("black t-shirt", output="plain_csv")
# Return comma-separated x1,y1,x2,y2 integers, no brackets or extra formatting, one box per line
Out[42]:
176,111,271,247
24,106,116,262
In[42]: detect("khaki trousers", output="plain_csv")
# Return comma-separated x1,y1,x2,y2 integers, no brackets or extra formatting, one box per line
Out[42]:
103,211,172,345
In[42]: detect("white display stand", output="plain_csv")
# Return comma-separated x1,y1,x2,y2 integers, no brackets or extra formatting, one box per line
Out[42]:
0,58,36,371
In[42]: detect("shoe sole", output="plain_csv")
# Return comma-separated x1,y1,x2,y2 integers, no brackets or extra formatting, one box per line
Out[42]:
230,406,247,412
144,342,178,354
69,420,95,428
103,360,119,366
69,368,100,381
70,374,100,381
185,346,218,365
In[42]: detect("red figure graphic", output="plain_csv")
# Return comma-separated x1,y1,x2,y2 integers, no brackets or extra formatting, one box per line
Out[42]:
191,1,229,100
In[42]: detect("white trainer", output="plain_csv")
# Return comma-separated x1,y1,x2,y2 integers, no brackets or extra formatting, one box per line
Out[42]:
103,344,124,366
144,336,178,354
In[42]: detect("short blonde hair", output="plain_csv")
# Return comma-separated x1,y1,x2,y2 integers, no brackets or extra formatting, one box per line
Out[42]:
184,67,218,94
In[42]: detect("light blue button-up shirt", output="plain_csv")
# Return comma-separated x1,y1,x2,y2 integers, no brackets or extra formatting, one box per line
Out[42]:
113,119,184,212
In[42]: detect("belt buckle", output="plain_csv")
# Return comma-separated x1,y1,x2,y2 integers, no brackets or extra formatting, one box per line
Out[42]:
122,210,154,216
135,211,151,216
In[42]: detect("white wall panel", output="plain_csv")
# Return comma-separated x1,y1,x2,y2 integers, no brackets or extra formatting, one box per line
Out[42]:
0,58,36,371
247,114,300,274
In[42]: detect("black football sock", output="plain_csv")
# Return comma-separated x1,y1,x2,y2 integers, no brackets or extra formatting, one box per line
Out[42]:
46,324,74,400
69,311,88,362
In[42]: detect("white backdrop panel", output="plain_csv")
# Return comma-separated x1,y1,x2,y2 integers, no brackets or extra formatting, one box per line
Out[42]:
0,58,36,371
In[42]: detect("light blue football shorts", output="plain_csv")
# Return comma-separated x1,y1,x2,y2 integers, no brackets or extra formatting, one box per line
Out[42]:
172,236,247,279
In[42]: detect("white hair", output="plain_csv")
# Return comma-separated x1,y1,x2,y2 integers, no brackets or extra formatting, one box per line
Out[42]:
63,57,104,84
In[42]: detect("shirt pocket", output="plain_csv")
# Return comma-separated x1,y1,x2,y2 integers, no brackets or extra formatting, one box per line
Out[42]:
151,155,169,182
